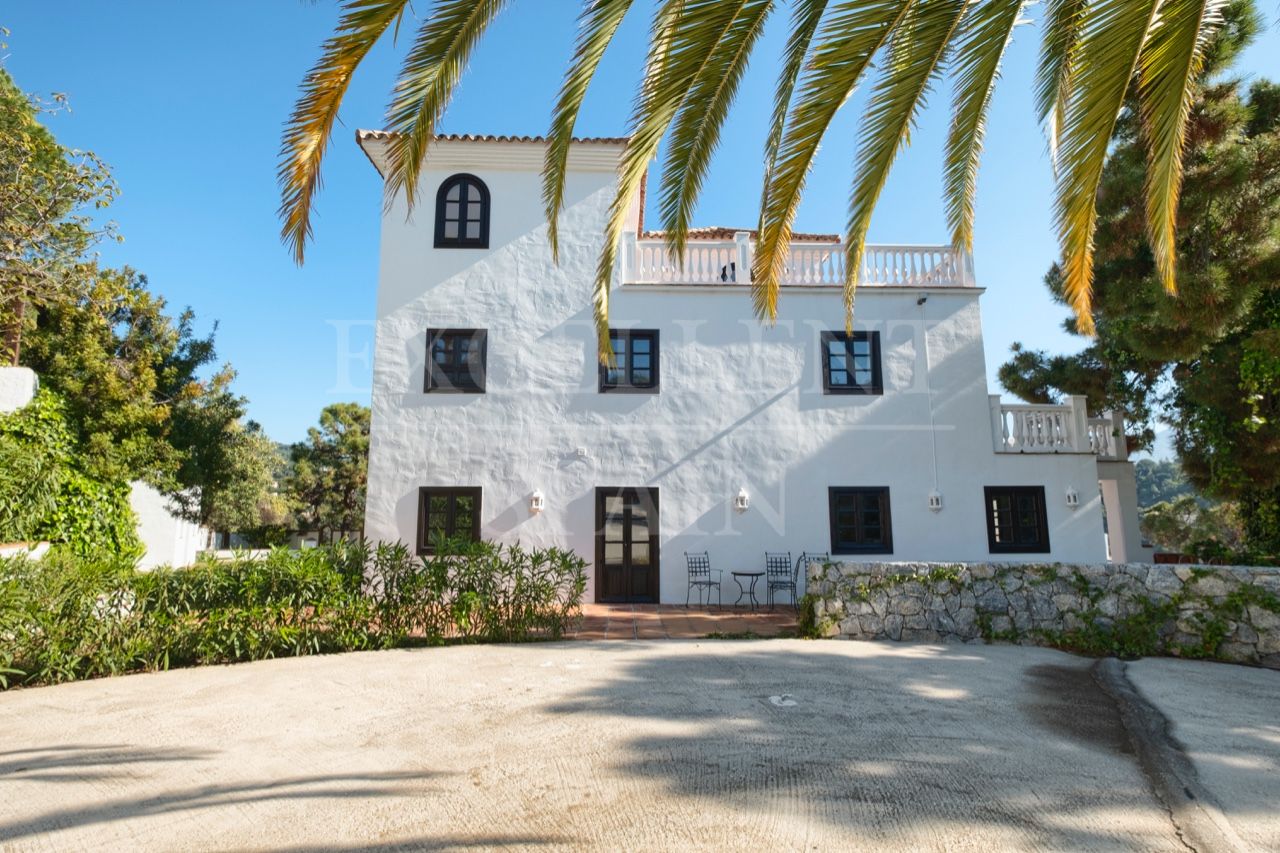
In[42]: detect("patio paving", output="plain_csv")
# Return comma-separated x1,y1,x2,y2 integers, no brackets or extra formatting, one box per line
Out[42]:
1,641,1227,851
571,603,798,639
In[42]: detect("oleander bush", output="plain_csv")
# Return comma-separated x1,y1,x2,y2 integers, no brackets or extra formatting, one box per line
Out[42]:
0,537,587,689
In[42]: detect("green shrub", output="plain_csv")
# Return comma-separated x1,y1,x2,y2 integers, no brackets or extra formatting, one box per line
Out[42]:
0,390,73,542
435,537,589,642
0,390,141,558
796,594,824,639
0,537,588,689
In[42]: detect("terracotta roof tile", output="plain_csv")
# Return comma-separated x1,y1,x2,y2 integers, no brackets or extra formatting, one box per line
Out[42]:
355,129,630,145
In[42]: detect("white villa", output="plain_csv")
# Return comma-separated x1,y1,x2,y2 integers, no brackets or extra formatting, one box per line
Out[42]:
358,132,1151,605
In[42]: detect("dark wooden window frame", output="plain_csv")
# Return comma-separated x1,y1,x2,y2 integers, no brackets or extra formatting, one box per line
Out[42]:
416,486,482,555
599,329,660,394
425,328,487,393
433,173,490,249
828,486,894,555
984,485,1051,554
820,330,883,395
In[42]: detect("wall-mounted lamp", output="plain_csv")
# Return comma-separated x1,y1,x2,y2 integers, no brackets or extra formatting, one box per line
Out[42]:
1065,486,1079,509
928,490,944,512
529,489,545,515
734,487,750,514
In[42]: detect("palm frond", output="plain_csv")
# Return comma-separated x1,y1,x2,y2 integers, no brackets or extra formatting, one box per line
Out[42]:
844,0,969,327
590,0,753,362
544,0,636,262
1055,0,1164,335
658,0,775,258
1034,0,1087,168
278,0,411,265
382,0,511,211
758,0,829,229
944,0,1028,251
752,0,915,324
1138,0,1227,294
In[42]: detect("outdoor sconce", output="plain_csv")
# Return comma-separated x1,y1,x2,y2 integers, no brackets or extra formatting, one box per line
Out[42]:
734,488,750,514
1065,486,1080,509
529,490,545,515
928,490,944,513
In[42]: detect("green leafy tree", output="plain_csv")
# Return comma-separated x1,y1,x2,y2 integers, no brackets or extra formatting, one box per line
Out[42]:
281,0,1242,355
1141,495,1246,559
1133,459,1196,508
20,266,219,486
1000,10,1280,555
1,54,280,550
168,383,288,543
285,403,370,544
0,66,118,365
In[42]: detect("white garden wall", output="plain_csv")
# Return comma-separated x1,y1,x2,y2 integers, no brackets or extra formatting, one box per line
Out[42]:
0,367,37,414
129,482,209,571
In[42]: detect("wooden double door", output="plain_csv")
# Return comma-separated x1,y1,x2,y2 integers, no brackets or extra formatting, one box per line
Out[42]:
595,487,659,602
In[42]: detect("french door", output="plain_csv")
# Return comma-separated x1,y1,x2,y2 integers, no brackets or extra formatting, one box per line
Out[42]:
595,487,659,602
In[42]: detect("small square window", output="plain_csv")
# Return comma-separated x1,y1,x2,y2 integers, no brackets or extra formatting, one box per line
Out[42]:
426,329,487,393
417,487,482,555
984,486,1050,553
828,487,893,554
821,331,882,395
600,330,659,393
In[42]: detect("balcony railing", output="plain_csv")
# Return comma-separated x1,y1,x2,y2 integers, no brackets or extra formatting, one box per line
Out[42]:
621,232,975,288
989,396,1125,461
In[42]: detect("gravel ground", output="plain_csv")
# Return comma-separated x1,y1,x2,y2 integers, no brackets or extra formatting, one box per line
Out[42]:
0,640,1259,851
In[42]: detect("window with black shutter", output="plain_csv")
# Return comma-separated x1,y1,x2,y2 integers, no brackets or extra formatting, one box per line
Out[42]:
821,331,883,395
828,487,893,554
600,329,659,393
984,486,1050,553
426,328,486,393
416,487,481,554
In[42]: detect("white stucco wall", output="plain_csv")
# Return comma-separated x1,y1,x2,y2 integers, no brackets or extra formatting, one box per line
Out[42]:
0,366,38,414
362,138,1106,603
129,482,209,571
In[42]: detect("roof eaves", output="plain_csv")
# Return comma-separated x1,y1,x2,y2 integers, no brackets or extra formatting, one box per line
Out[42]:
355,129,630,145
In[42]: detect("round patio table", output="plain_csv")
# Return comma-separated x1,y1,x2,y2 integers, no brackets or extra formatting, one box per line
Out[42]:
731,571,765,611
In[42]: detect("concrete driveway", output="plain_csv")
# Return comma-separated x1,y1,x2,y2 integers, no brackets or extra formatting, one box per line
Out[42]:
0,640,1274,851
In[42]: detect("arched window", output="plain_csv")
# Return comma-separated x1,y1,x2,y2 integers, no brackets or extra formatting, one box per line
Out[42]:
434,173,490,248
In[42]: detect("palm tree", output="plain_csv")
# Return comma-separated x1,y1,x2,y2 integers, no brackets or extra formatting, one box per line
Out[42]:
279,0,1231,358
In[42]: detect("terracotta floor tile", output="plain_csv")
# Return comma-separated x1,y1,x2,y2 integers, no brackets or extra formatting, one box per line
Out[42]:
575,601,797,641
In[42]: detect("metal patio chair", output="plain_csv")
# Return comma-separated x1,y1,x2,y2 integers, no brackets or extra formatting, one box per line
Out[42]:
765,551,794,609
685,551,721,608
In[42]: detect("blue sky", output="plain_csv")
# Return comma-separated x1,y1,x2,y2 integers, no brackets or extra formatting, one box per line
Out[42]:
4,1,1278,448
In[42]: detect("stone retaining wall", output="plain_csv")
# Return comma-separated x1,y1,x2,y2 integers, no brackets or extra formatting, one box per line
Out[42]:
804,561,1280,669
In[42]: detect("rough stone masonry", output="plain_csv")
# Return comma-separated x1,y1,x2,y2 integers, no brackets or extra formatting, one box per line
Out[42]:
805,561,1280,669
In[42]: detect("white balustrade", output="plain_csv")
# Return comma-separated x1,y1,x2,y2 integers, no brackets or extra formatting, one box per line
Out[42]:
994,405,1077,453
1087,416,1124,460
625,235,973,288
988,397,1126,459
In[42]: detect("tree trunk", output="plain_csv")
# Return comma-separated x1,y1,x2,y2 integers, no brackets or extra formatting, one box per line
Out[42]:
2,297,24,366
